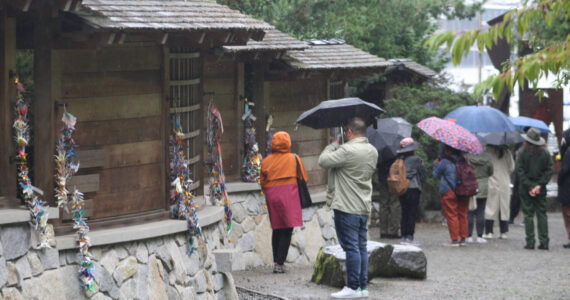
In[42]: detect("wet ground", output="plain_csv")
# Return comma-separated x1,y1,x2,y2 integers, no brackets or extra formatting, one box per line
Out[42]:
233,212,570,300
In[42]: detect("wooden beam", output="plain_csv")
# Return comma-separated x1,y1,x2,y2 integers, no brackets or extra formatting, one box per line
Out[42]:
161,45,169,210
33,3,56,205
118,33,127,45
0,11,17,207
252,62,267,157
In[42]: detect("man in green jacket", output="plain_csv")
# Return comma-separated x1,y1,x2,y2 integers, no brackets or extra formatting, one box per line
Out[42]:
516,127,554,250
319,117,378,299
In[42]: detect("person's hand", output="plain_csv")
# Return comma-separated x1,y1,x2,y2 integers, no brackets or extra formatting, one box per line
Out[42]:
529,185,540,197
434,158,441,164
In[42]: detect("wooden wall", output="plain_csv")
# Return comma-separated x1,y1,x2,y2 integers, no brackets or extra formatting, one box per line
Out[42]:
202,54,241,181
57,42,165,220
266,77,329,189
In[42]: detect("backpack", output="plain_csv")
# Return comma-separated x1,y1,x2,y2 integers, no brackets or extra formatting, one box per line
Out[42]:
454,159,479,197
387,158,410,195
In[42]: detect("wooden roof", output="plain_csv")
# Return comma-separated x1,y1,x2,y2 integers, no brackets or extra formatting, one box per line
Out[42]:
74,0,272,36
222,28,308,52
385,59,437,78
284,40,390,70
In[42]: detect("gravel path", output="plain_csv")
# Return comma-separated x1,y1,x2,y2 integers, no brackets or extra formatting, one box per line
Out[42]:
232,212,570,299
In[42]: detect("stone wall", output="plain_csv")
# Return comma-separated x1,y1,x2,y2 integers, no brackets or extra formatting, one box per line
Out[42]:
0,222,236,300
224,189,338,269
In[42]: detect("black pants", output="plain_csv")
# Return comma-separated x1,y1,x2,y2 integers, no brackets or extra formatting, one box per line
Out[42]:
485,212,509,234
468,198,487,237
399,188,421,239
272,228,293,265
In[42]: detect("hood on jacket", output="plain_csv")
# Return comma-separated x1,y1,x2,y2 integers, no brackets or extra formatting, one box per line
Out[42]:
271,131,292,153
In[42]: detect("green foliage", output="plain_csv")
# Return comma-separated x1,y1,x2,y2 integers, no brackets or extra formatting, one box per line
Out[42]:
219,0,482,70
425,0,570,99
382,81,479,208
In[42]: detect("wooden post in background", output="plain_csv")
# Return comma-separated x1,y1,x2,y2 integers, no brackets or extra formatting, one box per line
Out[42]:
0,8,17,207
252,62,266,157
33,4,55,204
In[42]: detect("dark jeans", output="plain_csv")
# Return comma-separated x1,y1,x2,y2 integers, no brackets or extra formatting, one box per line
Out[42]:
272,228,293,265
399,188,420,239
510,182,520,221
485,214,509,234
468,198,487,237
334,209,368,290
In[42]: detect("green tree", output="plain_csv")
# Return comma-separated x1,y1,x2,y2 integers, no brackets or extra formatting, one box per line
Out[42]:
382,80,478,208
425,0,570,99
219,0,482,70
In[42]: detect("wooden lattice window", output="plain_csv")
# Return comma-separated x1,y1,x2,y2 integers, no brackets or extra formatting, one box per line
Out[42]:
169,48,202,193
329,80,346,100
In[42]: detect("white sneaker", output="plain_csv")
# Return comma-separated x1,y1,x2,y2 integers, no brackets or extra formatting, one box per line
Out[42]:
331,286,360,299
476,237,487,243
465,237,474,243
357,288,369,298
482,233,494,239
499,233,508,239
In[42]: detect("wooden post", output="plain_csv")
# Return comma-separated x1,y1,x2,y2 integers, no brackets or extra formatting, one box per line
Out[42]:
235,62,244,175
252,62,266,157
33,4,55,204
161,45,170,210
0,9,17,207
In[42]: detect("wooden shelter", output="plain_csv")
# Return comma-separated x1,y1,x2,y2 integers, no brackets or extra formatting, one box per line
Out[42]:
0,0,270,230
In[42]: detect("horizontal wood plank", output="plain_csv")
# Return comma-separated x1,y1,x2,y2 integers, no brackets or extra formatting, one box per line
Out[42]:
169,104,200,114
104,140,162,169
77,149,107,168
98,163,162,194
74,116,161,147
58,46,161,73
67,174,100,193
62,70,161,98
65,93,161,122
169,78,200,86
170,52,200,59
92,186,163,219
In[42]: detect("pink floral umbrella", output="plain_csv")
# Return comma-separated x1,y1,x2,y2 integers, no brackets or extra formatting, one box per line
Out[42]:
417,116,483,155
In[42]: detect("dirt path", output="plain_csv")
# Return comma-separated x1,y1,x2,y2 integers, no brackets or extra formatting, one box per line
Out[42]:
232,212,570,299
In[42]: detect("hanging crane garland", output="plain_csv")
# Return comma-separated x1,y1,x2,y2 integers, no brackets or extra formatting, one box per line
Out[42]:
240,98,262,183
12,76,51,249
54,111,96,293
169,116,202,254
206,97,233,241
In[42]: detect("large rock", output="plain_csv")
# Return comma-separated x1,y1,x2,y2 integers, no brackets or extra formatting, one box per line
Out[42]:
0,225,30,260
21,269,66,299
113,256,138,286
0,258,8,289
37,248,59,270
2,287,23,300
94,261,120,299
253,216,273,265
26,252,43,276
147,256,168,300
311,241,426,288
14,256,31,281
378,244,427,279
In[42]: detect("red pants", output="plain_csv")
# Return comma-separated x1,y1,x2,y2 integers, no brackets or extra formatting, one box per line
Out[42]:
441,190,469,241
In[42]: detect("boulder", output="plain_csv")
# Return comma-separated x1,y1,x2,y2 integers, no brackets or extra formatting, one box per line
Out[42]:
311,241,426,287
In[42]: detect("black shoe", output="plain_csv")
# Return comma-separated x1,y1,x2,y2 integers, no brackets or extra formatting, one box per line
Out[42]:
524,244,534,250
381,234,400,239
538,244,549,250
563,243,570,249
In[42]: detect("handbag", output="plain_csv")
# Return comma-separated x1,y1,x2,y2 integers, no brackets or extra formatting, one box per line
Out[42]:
295,155,312,208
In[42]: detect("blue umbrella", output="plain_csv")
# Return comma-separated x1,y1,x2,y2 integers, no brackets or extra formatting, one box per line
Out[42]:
508,116,551,133
444,106,520,145
444,106,517,133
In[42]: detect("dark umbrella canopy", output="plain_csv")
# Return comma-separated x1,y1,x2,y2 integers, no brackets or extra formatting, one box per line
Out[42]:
444,106,516,133
476,131,524,145
295,97,385,129
366,117,412,161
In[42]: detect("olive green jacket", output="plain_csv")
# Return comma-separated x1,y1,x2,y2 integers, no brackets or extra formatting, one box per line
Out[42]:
318,137,378,215
516,147,553,197
466,152,494,198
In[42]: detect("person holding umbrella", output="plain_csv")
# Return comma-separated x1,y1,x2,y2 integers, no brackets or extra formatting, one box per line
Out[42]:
318,117,378,298
557,128,570,249
465,149,494,243
396,138,427,245
516,127,554,250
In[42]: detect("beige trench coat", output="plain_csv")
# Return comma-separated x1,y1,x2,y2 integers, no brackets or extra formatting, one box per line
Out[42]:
485,147,515,221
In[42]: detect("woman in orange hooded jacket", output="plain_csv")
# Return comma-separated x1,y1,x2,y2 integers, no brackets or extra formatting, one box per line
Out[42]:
260,131,308,273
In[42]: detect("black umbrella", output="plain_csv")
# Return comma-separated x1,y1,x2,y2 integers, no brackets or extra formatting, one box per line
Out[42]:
295,97,385,129
366,117,412,161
